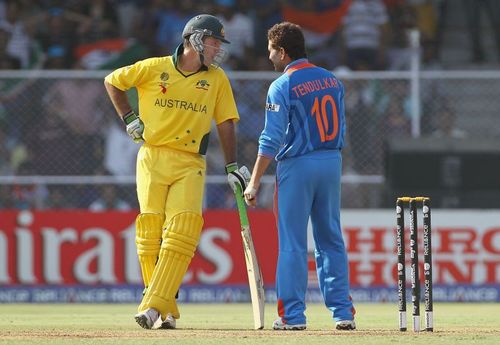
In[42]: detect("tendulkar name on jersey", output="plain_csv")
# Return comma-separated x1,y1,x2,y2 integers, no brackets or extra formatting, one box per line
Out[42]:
291,77,340,98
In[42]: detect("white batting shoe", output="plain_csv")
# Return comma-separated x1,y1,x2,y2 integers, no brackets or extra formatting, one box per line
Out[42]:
272,318,306,330
336,320,356,330
135,308,160,329
158,313,177,329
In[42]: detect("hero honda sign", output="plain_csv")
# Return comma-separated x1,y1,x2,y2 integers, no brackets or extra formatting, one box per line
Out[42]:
341,210,500,287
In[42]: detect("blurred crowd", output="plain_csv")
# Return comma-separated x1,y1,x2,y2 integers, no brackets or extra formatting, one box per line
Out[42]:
0,0,451,72
0,0,493,210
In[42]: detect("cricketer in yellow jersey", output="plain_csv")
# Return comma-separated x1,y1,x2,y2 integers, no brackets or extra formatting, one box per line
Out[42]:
104,14,251,330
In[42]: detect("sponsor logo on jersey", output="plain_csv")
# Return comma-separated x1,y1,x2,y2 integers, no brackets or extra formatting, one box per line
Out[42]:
196,80,210,90
266,103,280,112
159,83,168,94
159,73,170,94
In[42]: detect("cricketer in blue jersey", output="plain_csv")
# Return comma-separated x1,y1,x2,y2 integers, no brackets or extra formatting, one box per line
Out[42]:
244,22,356,331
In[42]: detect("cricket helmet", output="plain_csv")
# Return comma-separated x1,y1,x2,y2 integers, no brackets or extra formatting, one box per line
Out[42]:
182,14,230,44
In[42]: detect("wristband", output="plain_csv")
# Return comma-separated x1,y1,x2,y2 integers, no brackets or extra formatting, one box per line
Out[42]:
122,110,138,125
225,162,238,174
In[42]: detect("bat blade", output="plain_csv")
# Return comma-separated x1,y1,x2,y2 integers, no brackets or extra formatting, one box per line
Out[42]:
234,186,265,330
241,224,265,329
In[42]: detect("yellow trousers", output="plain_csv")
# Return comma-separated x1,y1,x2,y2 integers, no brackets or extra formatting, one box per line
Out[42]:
135,144,206,319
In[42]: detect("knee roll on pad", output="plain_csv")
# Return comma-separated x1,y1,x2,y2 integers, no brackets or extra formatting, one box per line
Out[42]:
161,211,204,256
136,213,164,254
135,213,165,287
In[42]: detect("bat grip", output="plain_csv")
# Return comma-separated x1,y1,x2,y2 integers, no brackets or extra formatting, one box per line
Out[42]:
233,185,250,227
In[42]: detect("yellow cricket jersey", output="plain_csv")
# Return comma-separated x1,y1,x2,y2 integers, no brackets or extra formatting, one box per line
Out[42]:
104,45,239,154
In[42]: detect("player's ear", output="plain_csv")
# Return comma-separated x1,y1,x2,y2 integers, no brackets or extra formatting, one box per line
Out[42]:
279,47,286,60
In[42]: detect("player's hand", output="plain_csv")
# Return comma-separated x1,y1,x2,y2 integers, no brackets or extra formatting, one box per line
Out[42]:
244,184,258,207
122,110,144,143
226,162,251,195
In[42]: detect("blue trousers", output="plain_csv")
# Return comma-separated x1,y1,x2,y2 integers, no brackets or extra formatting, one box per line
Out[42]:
275,150,354,325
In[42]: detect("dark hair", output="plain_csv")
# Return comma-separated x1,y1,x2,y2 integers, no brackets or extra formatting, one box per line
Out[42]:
267,22,307,60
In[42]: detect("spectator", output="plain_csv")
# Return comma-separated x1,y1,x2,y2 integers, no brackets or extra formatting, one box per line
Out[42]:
0,26,21,68
281,0,351,70
0,126,14,175
103,115,140,176
344,79,385,174
0,0,31,68
43,44,67,69
411,0,438,44
35,8,78,69
133,0,166,54
69,0,119,44
11,161,48,210
340,0,389,70
45,186,71,209
430,104,467,139
0,28,20,145
217,0,255,69
386,2,417,70
383,98,411,137
253,0,282,57
115,0,142,38
89,185,131,212
25,107,74,175
462,0,500,63
153,0,194,55
232,79,265,142
0,0,44,69
0,24,43,147
433,0,448,63
406,0,439,68
42,71,107,174
0,185,14,209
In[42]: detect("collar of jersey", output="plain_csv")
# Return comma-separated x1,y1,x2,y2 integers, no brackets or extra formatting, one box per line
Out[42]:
284,58,309,73
173,43,208,76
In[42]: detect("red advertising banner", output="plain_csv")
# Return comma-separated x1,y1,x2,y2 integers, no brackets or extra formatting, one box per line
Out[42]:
0,210,278,286
1,209,499,303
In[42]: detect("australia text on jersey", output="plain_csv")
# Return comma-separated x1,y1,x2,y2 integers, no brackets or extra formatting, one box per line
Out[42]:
154,98,208,113
292,77,339,98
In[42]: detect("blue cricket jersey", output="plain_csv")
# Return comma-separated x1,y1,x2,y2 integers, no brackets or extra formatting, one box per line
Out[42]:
258,59,346,161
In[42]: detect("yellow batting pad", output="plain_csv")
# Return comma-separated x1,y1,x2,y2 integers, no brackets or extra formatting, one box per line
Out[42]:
138,212,204,319
135,213,165,288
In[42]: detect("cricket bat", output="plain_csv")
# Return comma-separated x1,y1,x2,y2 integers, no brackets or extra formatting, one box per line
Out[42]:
233,185,265,330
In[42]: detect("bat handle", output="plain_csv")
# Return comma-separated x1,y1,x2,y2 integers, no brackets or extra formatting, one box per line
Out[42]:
233,185,250,227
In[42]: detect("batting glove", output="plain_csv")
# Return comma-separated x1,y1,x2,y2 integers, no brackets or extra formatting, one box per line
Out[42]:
122,110,144,143
226,162,251,194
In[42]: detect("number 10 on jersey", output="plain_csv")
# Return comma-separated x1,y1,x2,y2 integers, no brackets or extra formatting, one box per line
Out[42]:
311,95,339,143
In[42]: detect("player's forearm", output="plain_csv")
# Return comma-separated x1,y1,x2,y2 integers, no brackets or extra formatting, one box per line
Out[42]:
216,120,237,165
249,154,272,189
104,81,132,117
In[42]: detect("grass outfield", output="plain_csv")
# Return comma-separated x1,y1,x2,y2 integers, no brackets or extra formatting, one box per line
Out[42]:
1,303,499,344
